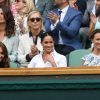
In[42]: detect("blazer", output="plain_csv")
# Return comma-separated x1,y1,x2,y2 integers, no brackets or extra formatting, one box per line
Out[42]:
35,0,53,22
45,6,83,49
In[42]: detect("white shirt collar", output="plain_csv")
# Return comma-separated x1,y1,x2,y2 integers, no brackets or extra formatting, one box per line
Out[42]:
58,5,69,14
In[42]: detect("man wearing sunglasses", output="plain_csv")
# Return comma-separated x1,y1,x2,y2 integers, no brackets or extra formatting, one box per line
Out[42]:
45,0,82,55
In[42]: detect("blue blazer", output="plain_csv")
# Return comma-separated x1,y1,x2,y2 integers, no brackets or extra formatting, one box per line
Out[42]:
45,6,83,49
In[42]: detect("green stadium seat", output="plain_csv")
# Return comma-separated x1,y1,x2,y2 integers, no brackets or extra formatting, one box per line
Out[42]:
10,62,18,68
68,49,90,67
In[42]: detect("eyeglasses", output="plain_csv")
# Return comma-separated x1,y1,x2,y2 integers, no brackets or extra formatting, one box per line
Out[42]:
29,17,41,22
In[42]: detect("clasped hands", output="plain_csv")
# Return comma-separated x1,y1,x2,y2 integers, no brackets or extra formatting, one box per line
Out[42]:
48,11,60,24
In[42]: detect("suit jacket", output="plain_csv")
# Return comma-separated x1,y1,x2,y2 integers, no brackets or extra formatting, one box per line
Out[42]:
35,0,53,22
45,6,83,49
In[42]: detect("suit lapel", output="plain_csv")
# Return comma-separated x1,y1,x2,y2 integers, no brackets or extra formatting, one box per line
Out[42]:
63,7,71,23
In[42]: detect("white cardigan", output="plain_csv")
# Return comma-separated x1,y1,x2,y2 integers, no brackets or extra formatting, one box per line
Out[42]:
18,33,43,64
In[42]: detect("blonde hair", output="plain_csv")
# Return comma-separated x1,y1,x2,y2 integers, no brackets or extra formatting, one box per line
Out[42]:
19,0,35,15
27,10,45,31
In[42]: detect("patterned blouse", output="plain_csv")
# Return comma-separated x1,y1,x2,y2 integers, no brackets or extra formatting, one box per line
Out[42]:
82,53,100,66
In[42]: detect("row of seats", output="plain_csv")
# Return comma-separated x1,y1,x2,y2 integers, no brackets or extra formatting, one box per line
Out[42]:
10,49,90,68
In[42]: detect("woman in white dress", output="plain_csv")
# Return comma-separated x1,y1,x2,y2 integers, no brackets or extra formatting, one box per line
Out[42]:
28,33,67,68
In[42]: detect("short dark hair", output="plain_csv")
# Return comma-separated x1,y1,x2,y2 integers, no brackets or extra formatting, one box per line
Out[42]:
90,29,100,39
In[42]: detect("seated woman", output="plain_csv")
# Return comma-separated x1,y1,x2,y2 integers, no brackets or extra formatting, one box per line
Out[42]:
0,5,19,62
18,10,44,67
0,42,10,68
28,33,67,68
14,0,35,36
82,29,100,66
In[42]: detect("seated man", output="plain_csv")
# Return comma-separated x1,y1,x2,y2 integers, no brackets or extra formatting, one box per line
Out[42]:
45,0,83,55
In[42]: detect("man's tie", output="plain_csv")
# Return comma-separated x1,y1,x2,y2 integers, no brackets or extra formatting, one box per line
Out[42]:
58,10,63,44
58,10,62,20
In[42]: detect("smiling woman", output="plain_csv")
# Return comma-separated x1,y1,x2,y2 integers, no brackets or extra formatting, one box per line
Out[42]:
0,5,19,62
17,11,44,67
82,29,100,66
28,33,67,68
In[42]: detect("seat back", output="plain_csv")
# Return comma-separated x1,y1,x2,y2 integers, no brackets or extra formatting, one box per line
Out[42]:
10,62,18,68
69,49,90,67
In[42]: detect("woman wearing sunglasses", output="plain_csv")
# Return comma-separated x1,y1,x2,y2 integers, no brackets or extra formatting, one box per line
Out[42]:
18,10,44,67
28,33,67,68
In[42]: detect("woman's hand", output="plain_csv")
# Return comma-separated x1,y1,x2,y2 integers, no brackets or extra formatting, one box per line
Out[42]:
46,54,57,67
29,45,39,58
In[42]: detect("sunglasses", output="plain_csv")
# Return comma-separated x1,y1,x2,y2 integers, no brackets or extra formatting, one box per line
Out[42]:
29,17,41,22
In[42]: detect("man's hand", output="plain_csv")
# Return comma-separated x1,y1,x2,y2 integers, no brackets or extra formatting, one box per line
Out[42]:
48,11,59,24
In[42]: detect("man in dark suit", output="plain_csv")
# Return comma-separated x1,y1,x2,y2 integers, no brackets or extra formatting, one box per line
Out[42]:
45,0,83,55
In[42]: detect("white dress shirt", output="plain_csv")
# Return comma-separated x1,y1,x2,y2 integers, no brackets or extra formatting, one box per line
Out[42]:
34,0,38,7
28,50,67,68
51,5,69,44
18,33,43,64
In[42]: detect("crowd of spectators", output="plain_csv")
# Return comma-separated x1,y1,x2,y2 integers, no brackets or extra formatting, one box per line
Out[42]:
0,0,100,68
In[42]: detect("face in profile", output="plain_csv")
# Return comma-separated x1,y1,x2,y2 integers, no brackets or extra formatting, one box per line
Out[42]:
42,35,54,54
0,47,4,62
15,0,26,11
28,12,42,31
92,33,100,50
0,8,5,24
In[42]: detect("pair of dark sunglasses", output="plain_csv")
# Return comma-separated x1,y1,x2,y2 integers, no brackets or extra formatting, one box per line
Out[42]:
29,17,41,22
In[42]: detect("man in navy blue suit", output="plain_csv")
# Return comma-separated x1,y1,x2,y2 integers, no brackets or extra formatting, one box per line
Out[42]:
45,0,83,55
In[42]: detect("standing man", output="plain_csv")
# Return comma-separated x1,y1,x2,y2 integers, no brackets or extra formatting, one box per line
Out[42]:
45,0,83,55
